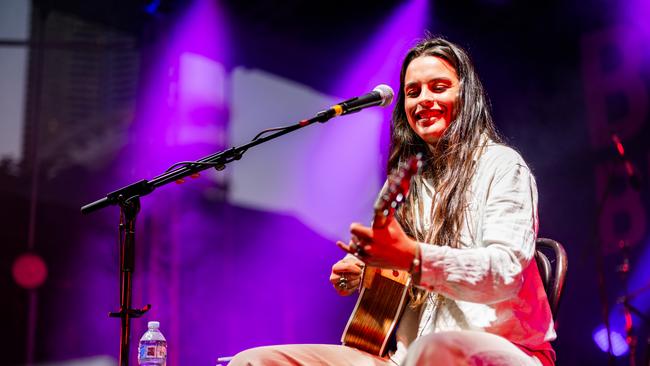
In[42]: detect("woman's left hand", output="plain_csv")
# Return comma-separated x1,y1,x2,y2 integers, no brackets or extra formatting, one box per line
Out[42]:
337,219,418,270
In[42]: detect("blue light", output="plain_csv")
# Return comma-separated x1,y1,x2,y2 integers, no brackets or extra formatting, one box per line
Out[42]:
593,325,629,356
144,0,161,14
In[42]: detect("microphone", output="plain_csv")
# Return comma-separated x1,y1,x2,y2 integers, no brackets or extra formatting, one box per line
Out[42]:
314,84,394,122
611,133,641,191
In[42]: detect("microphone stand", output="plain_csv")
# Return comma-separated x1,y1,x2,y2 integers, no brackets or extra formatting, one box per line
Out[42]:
619,295,650,366
610,133,645,366
586,132,643,366
589,169,617,366
617,240,637,366
617,240,650,366
81,110,343,366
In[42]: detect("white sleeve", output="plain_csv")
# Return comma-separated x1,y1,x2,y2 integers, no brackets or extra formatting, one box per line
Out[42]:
416,162,538,304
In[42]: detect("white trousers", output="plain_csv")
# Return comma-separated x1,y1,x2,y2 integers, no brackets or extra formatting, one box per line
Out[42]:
228,330,544,366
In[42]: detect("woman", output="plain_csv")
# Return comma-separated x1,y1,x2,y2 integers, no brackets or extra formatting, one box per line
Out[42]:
230,36,556,366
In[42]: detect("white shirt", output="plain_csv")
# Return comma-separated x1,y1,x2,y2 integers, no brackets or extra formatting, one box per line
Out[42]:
390,142,556,364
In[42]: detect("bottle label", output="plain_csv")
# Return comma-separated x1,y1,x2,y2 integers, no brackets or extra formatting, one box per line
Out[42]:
139,343,167,359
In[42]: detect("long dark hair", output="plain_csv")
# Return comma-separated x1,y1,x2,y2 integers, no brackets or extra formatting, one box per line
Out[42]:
390,36,501,305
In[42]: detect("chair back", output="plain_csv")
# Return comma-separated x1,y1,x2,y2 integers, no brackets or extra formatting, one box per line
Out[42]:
534,237,568,319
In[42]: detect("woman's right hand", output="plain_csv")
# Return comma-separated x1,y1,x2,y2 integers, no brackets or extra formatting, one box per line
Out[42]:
329,254,365,296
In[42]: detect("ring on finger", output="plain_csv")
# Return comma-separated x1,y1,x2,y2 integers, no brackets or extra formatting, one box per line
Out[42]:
349,241,366,258
337,276,348,289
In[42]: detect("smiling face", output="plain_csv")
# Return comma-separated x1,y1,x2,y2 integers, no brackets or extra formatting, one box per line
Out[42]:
404,55,460,146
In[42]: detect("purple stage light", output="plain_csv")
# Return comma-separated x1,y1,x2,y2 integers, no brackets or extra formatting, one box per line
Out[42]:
80,1,232,364
583,2,650,352
331,0,429,173
334,0,429,98
593,325,629,356
618,0,650,35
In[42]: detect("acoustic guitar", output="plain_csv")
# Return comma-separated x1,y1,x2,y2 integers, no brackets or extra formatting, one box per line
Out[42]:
341,154,422,356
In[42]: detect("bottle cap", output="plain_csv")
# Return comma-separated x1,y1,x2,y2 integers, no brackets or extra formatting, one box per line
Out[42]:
148,321,160,329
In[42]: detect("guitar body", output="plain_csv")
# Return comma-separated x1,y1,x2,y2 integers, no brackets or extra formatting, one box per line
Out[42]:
341,268,411,356
340,154,422,356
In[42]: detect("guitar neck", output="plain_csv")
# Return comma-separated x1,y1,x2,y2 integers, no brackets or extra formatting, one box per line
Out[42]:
341,154,421,356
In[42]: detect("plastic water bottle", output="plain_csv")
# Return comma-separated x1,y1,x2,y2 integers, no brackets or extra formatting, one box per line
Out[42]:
138,321,167,366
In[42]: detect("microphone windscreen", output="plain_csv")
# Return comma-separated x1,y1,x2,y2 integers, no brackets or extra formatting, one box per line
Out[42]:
373,84,394,107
